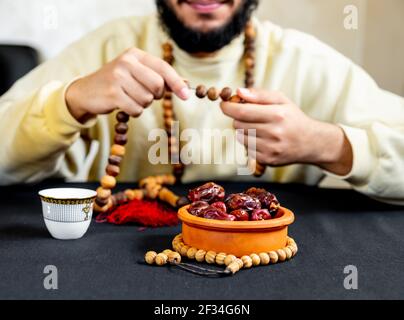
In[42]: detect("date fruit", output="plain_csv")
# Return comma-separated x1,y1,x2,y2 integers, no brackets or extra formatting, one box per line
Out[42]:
226,193,261,212
245,187,280,214
251,209,272,221
188,182,225,203
211,201,227,213
202,206,236,221
188,201,210,217
230,209,249,221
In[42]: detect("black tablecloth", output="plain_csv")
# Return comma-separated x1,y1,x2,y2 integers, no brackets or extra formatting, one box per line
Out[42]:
0,181,403,300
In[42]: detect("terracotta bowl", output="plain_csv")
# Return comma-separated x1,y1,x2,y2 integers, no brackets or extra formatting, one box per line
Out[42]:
178,206,295,257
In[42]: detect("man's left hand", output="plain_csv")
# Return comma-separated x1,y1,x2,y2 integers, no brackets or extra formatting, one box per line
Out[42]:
220,88,353,176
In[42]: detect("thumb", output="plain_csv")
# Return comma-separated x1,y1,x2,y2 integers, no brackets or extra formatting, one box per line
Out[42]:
237,88,291,105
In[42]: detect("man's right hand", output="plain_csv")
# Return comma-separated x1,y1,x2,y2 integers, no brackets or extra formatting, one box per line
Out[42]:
65,47,190,123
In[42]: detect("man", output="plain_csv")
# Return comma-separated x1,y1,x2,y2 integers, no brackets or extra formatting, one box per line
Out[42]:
0,0,403,204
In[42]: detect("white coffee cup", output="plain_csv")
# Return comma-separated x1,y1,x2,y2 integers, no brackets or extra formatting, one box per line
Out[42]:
39,188,97,240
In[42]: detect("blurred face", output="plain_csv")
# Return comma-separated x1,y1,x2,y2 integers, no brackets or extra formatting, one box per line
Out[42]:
156,0,259,53
167,0,244,33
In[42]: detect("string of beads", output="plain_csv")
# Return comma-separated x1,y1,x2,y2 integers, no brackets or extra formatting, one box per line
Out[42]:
145,234,298,276
94,21,267,212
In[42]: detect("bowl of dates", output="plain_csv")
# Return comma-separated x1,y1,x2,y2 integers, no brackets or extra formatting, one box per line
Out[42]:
178,183,295,257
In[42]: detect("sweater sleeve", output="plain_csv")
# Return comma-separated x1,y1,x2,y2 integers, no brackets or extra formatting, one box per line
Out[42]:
0,17,141,185
325,63,404,205
276,28,404,204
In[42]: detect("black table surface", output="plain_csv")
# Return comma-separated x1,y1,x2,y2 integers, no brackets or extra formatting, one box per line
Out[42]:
1,181,403,300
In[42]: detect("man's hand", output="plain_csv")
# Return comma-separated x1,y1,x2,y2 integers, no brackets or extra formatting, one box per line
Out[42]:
220,88,353,176
65,47,190,123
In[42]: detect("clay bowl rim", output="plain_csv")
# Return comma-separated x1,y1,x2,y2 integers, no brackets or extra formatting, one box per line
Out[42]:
178,205,294,231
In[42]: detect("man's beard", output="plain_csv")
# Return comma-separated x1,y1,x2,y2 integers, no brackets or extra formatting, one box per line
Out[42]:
155,0,259,53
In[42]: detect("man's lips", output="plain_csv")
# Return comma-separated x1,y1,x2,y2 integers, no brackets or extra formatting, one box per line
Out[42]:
181,0,230,14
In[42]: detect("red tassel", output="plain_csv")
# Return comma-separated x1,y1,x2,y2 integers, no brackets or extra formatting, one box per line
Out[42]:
96,199,179,227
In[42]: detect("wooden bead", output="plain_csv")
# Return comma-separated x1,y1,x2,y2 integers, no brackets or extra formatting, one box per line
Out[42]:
180,245,190,257
253,161,266,177
163,249,173,256
116,111,129,123
124,189,135,200
288,245,298,257
220,87,232,101
167,252,181,264
163,99,173,109
226,261,241,275
133,190,144,200
245,68,254,79
168,136,177,146
115,122,128,134
195,85,207,98
245,79,255,89
287,238,296,246
162,43,173,53
101,175,116,189
259,253,270,265
205,251,217,264
96,187,111,200
250,253,261,266
187,247,198,259
215,253,227,266
158,187,179,207
245,23,256,39
195,250,206,263
155,253,168,266
241,256,253,269
170,145,179,155
284,247,293,260
95,197,109,208
108,155,122,166
147,185,162,200
235,258,244,269
145,251,158,265
224,254,237,266
114,133,128,146
245,57,255,69
230,95,243,103
207,87,219,101
165,174,176,185
164,91,172,100
245,49,255,60
164,118,174,128
269,251,279,264
164,109,174,119
111,144,126,157
139,177,155,188
276,249,287,262
106,164,120,177
172,241,182,253
94,202,109,213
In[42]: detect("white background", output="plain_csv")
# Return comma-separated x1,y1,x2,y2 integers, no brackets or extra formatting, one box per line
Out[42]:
0,0,403,95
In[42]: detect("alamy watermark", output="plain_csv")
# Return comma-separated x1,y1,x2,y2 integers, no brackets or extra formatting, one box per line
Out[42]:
43,265,58,290
147,123,258,176
343,265,358,290
344,5,359,30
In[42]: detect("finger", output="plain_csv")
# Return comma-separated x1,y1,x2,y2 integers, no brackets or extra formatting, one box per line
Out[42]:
122,55,165,100
237,88,291,105
221,101,282,123
138,52,190,100
233,120,266,133
121,77,154,108
117,88,144,117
